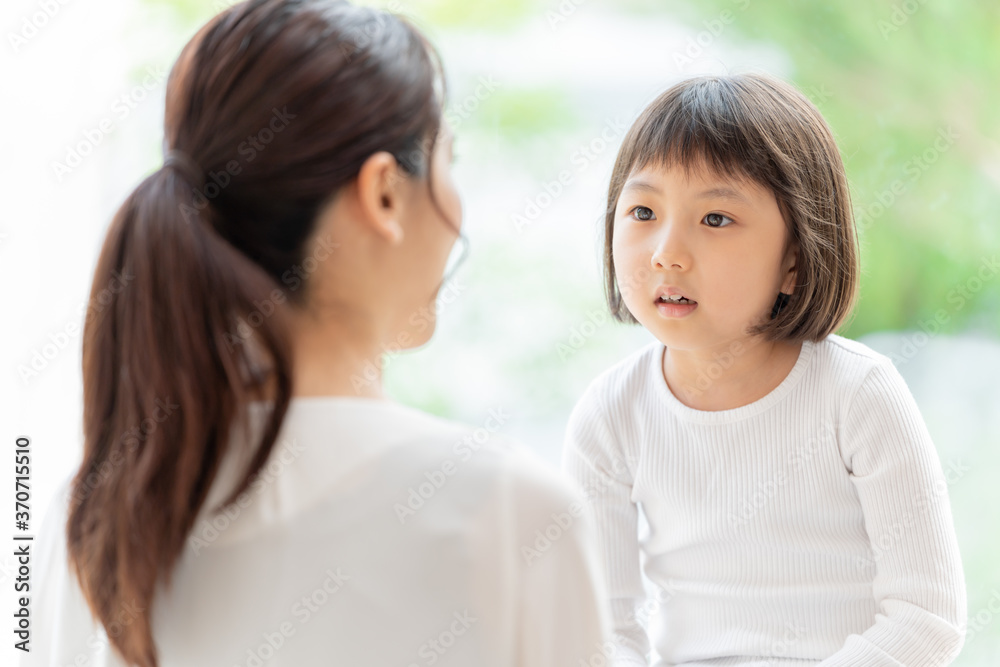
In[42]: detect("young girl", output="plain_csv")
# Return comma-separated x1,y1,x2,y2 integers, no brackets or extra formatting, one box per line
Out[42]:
562,73,967,667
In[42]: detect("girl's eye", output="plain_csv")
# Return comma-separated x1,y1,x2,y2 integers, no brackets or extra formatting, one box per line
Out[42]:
704,213,734,228
631,206,655,221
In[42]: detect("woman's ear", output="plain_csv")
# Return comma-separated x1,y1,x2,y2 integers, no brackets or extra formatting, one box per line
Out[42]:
355,151,406,245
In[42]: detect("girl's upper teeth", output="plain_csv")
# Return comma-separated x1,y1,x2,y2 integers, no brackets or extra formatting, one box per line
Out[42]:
663,294,687,302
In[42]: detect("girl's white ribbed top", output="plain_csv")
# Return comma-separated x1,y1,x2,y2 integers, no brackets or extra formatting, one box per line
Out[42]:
561,333,966,667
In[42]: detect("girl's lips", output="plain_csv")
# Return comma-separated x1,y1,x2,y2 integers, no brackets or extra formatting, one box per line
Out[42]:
656,299,698,317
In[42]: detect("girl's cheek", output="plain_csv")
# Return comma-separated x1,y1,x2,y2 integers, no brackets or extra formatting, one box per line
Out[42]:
613,224,640,258
613,240,643,279
613,223,653,279
614,255,650,306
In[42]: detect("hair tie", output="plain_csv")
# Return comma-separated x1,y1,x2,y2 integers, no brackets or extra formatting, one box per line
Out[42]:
163,149,205,188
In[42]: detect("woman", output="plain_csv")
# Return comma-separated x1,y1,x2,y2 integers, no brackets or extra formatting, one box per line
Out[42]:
26,1,611,665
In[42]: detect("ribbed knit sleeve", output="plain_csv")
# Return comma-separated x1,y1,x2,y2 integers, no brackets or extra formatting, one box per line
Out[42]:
561,381,650,667
820,358,967,666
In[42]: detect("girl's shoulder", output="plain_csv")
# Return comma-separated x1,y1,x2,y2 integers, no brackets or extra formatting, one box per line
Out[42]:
810,335,926,425
820,332,891,363
812,333,897,386
577,339,663,406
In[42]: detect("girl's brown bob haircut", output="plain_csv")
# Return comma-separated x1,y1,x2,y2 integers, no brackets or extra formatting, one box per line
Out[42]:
603,72,859,342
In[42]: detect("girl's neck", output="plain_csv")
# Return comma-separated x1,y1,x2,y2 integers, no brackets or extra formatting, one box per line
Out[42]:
662,337,804,412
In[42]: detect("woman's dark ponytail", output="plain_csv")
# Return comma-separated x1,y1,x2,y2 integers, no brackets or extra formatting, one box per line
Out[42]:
69,161,295,666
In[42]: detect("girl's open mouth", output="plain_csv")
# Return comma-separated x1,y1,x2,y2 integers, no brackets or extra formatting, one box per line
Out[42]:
658,295,696,305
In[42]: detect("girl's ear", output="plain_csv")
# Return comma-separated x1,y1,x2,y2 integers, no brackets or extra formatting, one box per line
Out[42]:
780,244,799,294
355,151,406,245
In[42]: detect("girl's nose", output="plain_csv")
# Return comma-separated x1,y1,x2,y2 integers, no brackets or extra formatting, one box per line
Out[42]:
650,219,691,270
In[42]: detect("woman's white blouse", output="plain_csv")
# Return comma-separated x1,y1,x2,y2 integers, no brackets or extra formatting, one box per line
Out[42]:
25,396,612,666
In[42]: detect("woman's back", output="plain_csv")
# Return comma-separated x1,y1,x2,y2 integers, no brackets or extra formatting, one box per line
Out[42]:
30,397,610,666
38,2,613,663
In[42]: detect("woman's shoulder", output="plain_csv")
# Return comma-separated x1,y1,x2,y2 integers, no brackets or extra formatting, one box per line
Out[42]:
382,409,583,508
362,409,591,554
282,397,583,517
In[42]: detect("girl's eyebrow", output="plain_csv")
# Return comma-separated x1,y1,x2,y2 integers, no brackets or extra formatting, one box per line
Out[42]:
696,187,750,204
622,180,750,205
621,179,661,194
